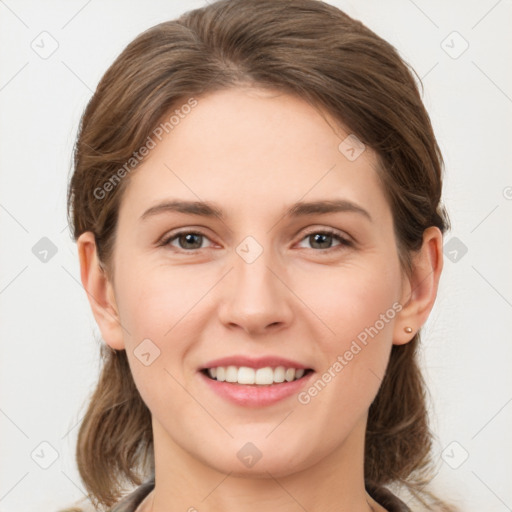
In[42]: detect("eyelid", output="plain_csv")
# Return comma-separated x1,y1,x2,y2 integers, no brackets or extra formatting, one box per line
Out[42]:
297,227,354,249
299,226,352,241
159,228,217,250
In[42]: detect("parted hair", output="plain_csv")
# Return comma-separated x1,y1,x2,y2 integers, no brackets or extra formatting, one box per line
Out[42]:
63,0,455,510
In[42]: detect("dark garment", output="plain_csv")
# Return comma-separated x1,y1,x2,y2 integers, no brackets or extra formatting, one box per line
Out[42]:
366,482,413,511
109,477,412,512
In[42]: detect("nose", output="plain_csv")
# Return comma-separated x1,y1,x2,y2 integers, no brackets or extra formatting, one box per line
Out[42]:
217,242,293,336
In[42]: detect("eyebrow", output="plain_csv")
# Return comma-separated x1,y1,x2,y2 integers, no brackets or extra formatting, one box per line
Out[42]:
140,198,372,222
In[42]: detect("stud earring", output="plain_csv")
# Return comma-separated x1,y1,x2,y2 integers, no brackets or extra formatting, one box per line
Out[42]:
404,326,413,334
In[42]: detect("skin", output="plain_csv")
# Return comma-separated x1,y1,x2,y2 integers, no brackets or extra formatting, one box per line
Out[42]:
78,87,443,512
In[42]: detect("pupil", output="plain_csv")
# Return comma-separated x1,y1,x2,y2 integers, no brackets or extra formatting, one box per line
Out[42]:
181,233,202,249
312,233,331,249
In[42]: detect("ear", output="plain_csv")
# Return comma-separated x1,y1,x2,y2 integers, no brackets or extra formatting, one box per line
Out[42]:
393,226,444,345
77,231,126,350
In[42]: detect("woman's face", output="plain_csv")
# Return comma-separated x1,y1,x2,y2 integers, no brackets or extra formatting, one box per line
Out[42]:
103,87,411,476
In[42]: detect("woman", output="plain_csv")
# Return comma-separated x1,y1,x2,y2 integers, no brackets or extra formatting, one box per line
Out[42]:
62,0,456,510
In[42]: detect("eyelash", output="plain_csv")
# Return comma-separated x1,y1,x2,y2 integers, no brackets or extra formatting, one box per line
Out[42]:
159,228,354,254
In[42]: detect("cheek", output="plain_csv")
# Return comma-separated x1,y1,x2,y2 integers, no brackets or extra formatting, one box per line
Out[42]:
296,257,400,400
114,266,211,401
300,257,400,341
115,261,205,341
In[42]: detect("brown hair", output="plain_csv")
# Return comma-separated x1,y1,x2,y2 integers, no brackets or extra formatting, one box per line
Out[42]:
64,0,454,510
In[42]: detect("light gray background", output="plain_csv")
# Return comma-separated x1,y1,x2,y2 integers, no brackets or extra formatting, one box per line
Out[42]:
1,1,511,511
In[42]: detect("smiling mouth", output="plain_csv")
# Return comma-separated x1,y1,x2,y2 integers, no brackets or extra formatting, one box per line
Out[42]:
200,366,314,386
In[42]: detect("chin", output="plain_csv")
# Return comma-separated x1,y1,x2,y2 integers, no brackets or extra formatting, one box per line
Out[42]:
198,444,312,479
213,459,300,479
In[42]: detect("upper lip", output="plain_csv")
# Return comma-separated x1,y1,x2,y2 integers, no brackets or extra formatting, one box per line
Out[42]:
200,355,313,371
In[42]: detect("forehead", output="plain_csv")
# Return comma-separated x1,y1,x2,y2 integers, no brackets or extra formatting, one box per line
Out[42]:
119,87,390,225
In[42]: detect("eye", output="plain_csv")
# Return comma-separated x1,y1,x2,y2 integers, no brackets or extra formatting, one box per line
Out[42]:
160,230,214,251
297,229,353,251
159,228,354,253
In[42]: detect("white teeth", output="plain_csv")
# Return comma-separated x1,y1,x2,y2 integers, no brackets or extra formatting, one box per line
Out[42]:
225,365,238,383
238,366,255,384
255,367,274,385
273,366,285,383
205,365,308,385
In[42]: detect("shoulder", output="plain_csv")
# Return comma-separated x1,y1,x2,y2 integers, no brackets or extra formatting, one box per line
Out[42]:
366,482,412,512
58,477,155,512
109,477,155,512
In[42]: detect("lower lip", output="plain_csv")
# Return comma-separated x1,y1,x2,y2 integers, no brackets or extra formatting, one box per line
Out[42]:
198,370,315,407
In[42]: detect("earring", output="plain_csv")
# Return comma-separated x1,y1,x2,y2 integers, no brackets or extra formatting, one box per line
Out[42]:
404,326,413,334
